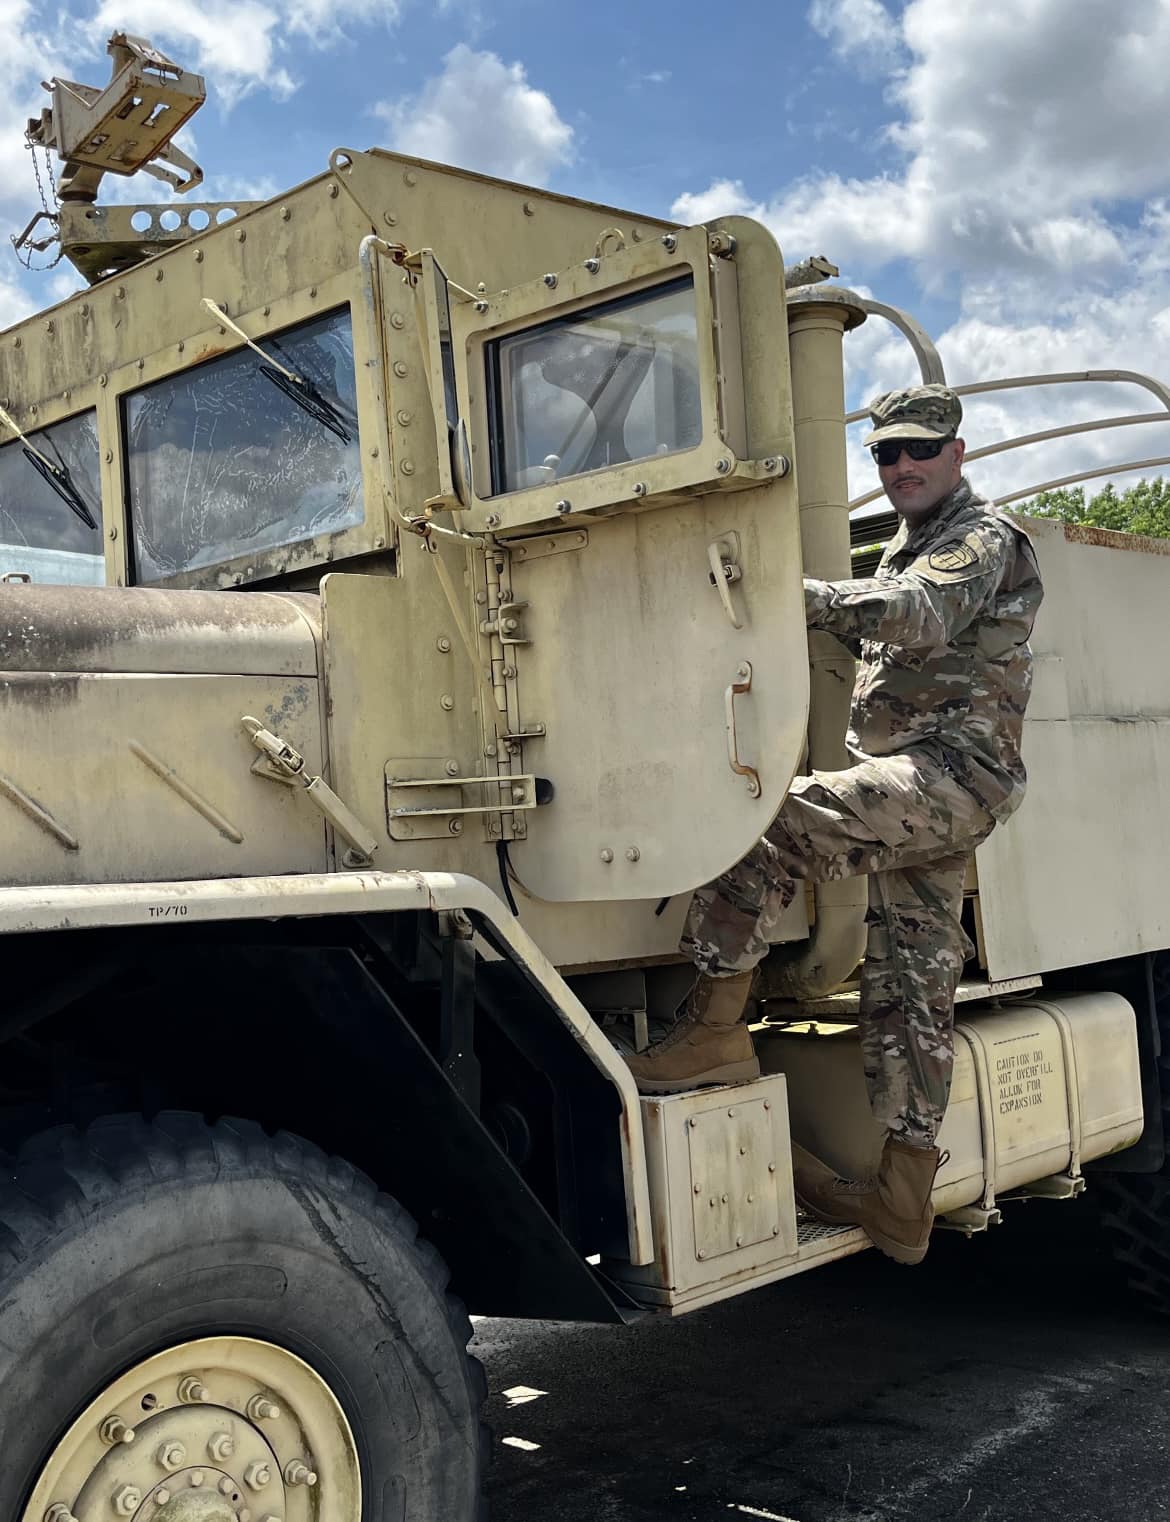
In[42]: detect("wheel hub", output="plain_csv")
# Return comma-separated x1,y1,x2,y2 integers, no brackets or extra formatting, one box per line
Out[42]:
23,1336,360,1522
153,1492,235,1522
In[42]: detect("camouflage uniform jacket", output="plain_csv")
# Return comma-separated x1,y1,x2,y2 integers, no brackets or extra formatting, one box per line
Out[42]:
803,477,1044,845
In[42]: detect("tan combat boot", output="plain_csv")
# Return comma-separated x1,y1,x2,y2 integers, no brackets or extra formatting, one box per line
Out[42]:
794,1135,946,1265
625,971,759,1093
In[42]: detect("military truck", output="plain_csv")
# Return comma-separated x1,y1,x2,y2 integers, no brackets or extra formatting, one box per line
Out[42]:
2,32,1169,1522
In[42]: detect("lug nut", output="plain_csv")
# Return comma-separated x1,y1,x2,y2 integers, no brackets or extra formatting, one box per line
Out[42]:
157,1441,187,1470
246,1395,281,1422
112,1487,141,1516
178,1376,210,1404
245,1461,273,1490
285,1459,318,1487
44,1506,78,1522
100,1415,136,1446
208,1431,236,1462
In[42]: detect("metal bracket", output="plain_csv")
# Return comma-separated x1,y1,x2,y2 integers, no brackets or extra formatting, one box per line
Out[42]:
937,1204,1003,1235
510,529,589,563
28,32,206,186
480,597,530,646
387,772,538,821
1002,1172,1086,1202
11,209,58,257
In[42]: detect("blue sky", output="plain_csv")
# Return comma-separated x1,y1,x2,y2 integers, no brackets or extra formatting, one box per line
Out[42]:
5,0,1170,504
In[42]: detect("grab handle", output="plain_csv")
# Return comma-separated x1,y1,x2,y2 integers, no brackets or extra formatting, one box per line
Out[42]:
724,661,761,798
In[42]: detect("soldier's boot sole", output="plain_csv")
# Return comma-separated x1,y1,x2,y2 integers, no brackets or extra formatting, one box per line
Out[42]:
794,1186,934,1261
630,1055,761,1095
863,1217,932,1266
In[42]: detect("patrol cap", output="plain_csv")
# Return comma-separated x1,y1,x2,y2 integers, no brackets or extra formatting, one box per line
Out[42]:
863,384,962,446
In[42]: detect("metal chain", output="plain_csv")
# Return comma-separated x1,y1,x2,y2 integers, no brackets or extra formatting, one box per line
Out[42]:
15,143,64,271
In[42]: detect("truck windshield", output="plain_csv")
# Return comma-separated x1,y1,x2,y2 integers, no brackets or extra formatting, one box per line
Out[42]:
123,307,362,584
0,411,104,585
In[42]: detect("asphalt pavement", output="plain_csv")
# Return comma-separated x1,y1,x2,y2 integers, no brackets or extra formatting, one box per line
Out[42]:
476,1206,1170,1522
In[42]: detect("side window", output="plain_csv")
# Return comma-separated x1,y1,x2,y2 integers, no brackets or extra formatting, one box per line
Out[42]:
488,275,702,494
0,411,104,585
123,307,362,584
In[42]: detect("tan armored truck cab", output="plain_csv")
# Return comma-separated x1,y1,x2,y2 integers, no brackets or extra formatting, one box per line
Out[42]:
0,36,1167,1522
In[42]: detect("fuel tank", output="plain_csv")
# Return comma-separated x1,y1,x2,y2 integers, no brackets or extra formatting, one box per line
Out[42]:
760,992,1145,1217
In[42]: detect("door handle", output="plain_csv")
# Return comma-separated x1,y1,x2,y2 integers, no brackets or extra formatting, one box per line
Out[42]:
708,536,744,629
725,662,761,798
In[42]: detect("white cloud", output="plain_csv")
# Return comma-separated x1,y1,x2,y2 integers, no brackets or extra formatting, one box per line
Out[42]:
83,0,404,109
374,45,573,185
681,0,1170,284
808,0,899,65
846,281,1170,510
668,0,1170,510
87,0,296,107
287,0,402,38
650,0,1170,511
0,269,40,329
0,0,66,217
670,179,762,224
924,306,1170,507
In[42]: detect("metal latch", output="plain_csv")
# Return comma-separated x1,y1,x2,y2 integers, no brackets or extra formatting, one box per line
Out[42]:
242,716,378,864
708,534,744,629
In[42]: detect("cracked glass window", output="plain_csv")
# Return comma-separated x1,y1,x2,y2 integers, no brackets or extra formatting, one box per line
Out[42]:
124,307,363,584
0,411,104,585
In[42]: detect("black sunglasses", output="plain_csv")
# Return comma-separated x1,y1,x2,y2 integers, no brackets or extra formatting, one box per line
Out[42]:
870,436,954,466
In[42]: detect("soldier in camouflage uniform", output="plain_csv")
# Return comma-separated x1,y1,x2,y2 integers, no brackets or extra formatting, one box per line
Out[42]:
627,385,1044,1264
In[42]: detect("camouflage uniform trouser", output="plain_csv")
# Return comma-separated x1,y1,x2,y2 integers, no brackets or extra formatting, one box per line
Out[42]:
682,766,995,1148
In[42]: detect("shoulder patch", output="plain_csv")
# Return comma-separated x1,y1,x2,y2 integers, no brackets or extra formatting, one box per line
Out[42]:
928,541,981,573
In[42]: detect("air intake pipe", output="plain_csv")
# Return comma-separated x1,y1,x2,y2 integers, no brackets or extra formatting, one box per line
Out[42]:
766,284,869,1000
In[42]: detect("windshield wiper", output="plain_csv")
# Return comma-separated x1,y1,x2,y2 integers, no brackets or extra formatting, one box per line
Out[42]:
22,448,99,531
200,298,353,445
258,364,353,444
0,403,99,531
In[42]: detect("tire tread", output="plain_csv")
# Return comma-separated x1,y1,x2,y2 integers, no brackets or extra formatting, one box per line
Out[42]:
0,1110,489,1519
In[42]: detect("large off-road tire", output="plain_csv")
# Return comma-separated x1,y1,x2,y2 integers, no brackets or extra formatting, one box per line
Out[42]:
1098,954,1170,1313
0,1111,488,1521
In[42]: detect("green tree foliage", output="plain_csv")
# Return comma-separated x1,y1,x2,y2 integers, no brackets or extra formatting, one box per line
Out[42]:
1024,477,1170,539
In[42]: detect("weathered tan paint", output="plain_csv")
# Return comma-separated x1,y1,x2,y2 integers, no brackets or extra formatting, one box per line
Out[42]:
0,132,1159,1321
